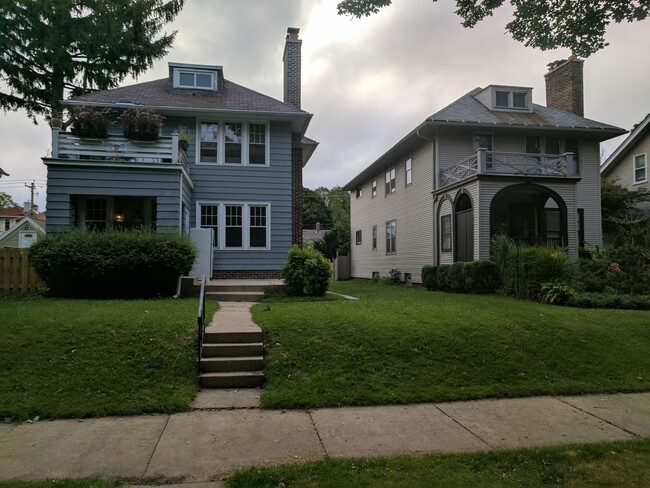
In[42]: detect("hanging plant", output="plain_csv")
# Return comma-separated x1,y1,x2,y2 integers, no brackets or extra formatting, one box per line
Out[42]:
119,108,165,140
70,107,111,139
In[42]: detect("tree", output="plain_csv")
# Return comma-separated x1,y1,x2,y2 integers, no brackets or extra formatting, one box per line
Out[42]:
0,192,17,210
0,0,185,122
328,186,350,255
303,187,332,229
601,178,649,246
337,1,650,57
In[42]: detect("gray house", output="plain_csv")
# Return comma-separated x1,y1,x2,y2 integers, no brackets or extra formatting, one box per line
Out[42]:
344,57,625,284
44,28,317,279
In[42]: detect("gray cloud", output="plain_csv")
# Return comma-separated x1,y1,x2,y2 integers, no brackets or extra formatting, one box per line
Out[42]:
1,0,649,207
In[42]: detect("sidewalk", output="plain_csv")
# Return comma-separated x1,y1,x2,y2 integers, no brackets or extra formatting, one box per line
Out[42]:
1,392,648,483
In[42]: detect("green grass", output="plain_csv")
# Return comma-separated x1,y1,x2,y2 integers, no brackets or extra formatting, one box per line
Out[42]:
253,280,650,409
0,296,216,420
228,438,650,487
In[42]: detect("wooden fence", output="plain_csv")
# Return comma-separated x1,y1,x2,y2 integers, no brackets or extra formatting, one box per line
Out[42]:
0,248,44,294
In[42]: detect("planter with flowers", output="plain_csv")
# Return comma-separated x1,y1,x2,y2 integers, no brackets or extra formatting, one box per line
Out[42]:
119,108,165,141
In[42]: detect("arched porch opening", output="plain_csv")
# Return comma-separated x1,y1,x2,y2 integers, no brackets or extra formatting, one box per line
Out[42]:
454,191,474,262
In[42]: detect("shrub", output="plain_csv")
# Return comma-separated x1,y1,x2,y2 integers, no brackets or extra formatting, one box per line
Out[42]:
540,280,576,305
566,292,650,310
119,107,165,140
70,107,111,138
280,245,331,297
29,229,195,298
434,261,498,294
421,265,438,290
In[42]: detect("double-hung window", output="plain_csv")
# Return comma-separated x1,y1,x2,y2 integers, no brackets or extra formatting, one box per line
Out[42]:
355,230,362,245
385,219,396,254
355,187,362,198
385,165,396,196
372,225,377,251
405,158,412,186
199,202,269,250
199,121,269,165
85,198,108,231
372,180,377,198
441,215,451,252
634,154,647,183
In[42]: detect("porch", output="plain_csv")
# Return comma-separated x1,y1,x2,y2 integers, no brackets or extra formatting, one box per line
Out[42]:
50,129,189,169
440,149,576,188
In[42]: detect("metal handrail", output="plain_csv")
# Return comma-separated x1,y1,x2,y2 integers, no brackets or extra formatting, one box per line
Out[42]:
196,275,207,375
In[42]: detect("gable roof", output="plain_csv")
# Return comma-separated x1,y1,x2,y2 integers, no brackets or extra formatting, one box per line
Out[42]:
0,205,46,221
601,113,650,177
344,88,625,190
0,216,46,246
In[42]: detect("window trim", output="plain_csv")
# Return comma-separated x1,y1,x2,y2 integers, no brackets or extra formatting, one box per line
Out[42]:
355,186,362,199
371,180,377,198
385,219,396,254
441,214,452,252
633,153,648,184
173,69,216,90
492,88,531,111
405,157,412,187
196,120,270,166
355,229,362,245
385,165,396,197
196,201,271,250
372,225,377,251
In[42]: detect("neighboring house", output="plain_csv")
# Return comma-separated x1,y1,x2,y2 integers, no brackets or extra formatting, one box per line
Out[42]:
343,57,625,284
0,205,45,236
303,222,326,244
44,28,317,279
0,216,46,248
601,113,650,210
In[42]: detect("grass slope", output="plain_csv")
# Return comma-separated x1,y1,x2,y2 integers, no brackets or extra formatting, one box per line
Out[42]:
253,281,650,409
228,438,650,487
0,481,116,488
0,296,216,420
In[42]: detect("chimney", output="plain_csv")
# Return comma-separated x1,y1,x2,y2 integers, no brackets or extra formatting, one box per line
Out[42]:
544,55,584,116
283,27,302,109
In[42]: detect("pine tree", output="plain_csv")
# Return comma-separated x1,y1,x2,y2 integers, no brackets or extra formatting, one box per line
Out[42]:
0,0,185,121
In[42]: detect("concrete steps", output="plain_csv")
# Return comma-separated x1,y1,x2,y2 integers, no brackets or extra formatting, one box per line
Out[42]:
205,279,282,302
199,310,265,389
206,291,265,302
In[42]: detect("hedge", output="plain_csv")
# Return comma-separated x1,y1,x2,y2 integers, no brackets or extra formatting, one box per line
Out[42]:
423,261,498,294
29,229,196,298
280,245,331,297
566,292,650,310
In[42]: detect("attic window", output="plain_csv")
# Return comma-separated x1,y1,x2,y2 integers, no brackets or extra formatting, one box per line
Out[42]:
175,70,215,90
494,89,529,110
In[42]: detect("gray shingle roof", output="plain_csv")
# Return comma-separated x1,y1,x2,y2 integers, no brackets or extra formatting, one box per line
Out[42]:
429,88,623,131
66,78,307,114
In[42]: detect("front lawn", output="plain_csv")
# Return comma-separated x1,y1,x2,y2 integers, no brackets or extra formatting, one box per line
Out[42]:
0,297,216,420
253,280,650,409
228,438,650,487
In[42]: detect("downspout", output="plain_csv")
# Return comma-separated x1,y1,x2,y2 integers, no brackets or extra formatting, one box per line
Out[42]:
416,128,437,265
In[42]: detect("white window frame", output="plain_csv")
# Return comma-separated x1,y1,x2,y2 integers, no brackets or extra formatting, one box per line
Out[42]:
385,219,396,254
196,120,270,167
173,69,216,90
634,153,647,184
355,229,362,245
196,201,271,250
492,88,531,111
405,157,412,186
371,179,377,198
355,186,362,199
372,225,377,251
385,165,396,196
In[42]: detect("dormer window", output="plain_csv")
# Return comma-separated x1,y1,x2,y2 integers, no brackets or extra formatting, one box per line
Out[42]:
170,63,221,90
495,90,529,110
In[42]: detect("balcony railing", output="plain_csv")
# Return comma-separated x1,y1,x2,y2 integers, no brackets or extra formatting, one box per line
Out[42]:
439,149,576,187
51,129,188,170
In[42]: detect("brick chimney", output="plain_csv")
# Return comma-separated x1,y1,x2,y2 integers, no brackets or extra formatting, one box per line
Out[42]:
544,55,584,116
283,27,302,109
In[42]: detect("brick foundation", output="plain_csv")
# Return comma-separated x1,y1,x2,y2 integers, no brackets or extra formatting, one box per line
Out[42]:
213,270,281,280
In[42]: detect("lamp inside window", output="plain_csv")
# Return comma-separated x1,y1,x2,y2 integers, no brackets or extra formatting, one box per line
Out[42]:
115,212,125,223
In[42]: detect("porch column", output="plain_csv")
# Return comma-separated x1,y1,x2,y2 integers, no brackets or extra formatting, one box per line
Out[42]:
477,148,487,174
565,152,575,176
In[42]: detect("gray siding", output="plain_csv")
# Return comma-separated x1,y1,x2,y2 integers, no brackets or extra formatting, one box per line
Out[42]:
188,120,293,271
605,132,650,192
576,139,603,247
350,140,434,283
45,164,183,232
435,180,480,262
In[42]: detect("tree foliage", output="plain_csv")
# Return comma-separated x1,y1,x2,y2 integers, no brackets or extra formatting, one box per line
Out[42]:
303,187,332,229
601,178,650,245
0,192,18,210
303,186,350,255
337,0,650,57
0,0,185,121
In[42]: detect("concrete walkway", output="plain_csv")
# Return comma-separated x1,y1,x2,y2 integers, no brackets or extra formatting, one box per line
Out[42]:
0,392,649,483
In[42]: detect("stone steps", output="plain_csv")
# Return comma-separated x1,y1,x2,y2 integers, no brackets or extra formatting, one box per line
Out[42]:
202,342,264,357
206,291,265,302
199,371,265,388
201,356,264,372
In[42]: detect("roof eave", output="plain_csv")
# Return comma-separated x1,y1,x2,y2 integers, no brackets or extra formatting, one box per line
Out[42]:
601,114,650,176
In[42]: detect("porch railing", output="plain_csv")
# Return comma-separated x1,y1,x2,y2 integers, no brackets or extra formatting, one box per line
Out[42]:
51,129,188,170
440,149,575,187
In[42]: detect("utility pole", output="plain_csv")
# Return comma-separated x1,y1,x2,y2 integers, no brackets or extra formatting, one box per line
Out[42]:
24,181,36,215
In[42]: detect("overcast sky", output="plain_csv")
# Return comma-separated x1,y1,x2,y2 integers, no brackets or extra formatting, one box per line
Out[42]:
1,0,649,210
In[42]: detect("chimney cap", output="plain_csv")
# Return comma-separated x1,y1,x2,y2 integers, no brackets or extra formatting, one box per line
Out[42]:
287,27,300,39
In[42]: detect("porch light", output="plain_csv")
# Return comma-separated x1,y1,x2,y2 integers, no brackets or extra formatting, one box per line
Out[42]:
114,212,124,223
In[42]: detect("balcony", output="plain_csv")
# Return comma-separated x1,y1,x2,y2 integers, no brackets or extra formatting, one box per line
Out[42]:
439,149,576,188
50,129,189,170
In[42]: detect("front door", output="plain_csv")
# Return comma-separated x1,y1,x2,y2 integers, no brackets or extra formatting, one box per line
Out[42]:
455,209,473,262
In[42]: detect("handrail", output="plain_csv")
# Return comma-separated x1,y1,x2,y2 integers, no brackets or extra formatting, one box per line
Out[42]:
196,275,207,375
